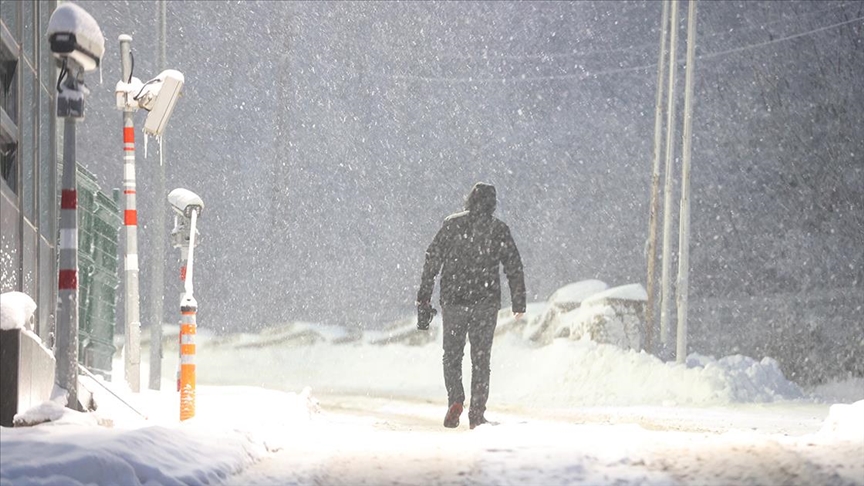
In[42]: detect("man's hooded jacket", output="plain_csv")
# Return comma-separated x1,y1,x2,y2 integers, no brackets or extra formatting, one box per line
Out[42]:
417,183,526,312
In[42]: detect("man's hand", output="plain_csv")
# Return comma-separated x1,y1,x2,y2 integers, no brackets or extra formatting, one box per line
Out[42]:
513,312,524,320
417,301,437,330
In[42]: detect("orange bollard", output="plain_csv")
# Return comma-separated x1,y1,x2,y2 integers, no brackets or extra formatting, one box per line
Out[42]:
179,304,196,421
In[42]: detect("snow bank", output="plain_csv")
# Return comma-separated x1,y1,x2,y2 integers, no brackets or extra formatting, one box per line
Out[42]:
0,386,319,486
494,337,803,407
0,291,37,331
818,400,864,442
191,328,805,408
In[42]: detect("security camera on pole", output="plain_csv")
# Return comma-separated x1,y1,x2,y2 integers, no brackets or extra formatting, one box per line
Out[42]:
168,188,203,421
46,2,105,410
114,37,185,392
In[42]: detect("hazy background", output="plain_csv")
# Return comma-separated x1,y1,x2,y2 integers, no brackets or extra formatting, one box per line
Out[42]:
73,1,863,384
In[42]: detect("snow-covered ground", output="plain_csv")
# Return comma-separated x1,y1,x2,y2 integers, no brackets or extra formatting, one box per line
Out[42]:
2,292,863,485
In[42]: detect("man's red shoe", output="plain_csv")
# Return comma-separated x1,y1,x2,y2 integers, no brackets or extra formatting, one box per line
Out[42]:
443,402,463,428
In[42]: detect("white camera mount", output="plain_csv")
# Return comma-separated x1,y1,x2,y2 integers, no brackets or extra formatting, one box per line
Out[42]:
115,69,185,137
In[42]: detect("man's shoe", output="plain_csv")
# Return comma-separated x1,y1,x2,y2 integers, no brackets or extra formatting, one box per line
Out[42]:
443,402,463,428
469,416,489,430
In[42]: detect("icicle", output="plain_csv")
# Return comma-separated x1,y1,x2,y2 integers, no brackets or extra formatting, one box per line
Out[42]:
158,135,164,166
99,64,103,84
143,132,148,159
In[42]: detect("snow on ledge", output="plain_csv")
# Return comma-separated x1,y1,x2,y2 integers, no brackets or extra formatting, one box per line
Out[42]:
1,291,37,331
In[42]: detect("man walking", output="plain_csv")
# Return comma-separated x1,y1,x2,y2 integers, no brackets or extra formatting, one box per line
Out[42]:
417,182,526,429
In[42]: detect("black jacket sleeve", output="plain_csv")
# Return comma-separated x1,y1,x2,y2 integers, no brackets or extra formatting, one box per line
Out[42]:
417,224,448,304
500,225,526,313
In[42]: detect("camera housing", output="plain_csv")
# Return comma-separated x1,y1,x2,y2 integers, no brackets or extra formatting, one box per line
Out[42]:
46,3,105,72
168,188,204,218
139,70,185,137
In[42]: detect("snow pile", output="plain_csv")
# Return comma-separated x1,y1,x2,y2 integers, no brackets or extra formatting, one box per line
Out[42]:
685,354,805,402
494,337,803,407
12,399,73,427
818,400,864,442
195,326,806,408
0,291,37,331
562,284,647,350
0,386,319,486
522,280,608,342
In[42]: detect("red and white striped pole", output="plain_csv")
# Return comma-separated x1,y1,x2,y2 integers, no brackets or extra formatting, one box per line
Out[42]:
120,35,141,392
55,94,81,410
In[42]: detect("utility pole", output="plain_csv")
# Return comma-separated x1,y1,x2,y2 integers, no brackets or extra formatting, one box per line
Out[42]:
149,0,167,391
48,2,104,410
120,35,141,392
55,66,83,411
645,0,671,354
659,0,680,350
676,0,698,363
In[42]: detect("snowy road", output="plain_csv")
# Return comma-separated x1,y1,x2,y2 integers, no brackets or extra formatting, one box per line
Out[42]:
226,395,864,486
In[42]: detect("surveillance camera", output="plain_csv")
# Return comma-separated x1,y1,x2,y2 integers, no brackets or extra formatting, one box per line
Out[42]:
46,3,105,72
136,70,185,137
168,188,204,218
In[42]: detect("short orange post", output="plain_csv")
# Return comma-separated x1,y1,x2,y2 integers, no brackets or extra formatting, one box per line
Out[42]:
179,303,196,421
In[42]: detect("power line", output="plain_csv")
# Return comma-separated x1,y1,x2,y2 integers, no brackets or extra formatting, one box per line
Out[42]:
344,14,863,85
698,14,863,61
332,1,859,64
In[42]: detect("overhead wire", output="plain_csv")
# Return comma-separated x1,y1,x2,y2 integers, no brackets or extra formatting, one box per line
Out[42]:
341,13,864,84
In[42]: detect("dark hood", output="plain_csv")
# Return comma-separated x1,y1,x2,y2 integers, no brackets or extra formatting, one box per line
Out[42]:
465,182,497,215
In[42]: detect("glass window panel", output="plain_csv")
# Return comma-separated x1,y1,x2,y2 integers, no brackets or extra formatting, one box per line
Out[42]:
22,220,37,299
21,1,34,64
38,1,53,91
39,86,54,235
0,192,19,291
1,52,16,124
21,69,34,218
38,234,56,343
0,1,18,40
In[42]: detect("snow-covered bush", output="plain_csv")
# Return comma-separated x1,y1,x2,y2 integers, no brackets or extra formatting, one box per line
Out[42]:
522,280,608,344
561,284,647,351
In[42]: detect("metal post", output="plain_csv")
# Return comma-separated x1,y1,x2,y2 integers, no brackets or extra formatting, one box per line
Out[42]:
55,64,84,410
120,35,141,392
179,209,199,421
175,235,188,392
659,0,680,349
645,0,671,354
149,0,168,391
676,0,698,364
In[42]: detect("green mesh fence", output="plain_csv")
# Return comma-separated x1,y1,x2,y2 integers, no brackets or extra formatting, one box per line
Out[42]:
76,165,120,379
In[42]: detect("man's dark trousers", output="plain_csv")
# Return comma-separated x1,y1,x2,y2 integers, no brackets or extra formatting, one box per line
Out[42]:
442,302,498,424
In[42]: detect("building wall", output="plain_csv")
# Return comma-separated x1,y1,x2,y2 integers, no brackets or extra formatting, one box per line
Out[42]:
1,1,59,344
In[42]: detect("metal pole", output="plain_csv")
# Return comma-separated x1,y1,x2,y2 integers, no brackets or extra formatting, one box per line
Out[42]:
149,0,167,391
676,0,698,364
645,0,670,354
659,0,680,349
120,35,141,392
176,243,188,391
179,209,199,421
55,70,82,410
